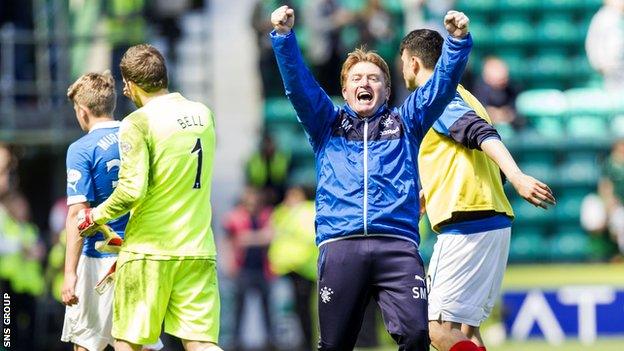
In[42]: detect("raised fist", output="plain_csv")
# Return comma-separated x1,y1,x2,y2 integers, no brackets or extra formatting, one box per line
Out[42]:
271,5,295,35
444,10,470,38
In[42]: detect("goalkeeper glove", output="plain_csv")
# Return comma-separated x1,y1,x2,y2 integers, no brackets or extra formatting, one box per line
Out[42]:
94,225,123,254
77,208,98,237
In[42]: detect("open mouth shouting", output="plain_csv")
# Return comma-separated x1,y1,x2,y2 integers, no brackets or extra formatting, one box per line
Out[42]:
357,90,374,103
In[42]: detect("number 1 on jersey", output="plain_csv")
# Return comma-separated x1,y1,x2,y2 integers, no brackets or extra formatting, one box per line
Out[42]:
191,138,203,189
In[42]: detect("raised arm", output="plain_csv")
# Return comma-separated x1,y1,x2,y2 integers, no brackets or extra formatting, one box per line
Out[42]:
401,11,472,138
270,5,339,151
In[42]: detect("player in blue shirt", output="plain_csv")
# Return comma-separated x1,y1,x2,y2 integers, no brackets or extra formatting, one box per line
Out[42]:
60,72,162,351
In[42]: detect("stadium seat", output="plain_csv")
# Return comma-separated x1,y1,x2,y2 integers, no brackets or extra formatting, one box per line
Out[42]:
509,228,548,263
611,115,624,138
558,157,600,186
536,16,581,44
548,228,591,262
469,22,494,47
511,197,554,224
565,88,615,116
494,19,535,45
264,97,297,123
566,115,608,139
495,123,515,140
541,0,586,10
555,189,588,222
518,160,557,184
533,116,565,139
499,0,541,11
528,54,570,80
516,89,567,118
457,0,497,12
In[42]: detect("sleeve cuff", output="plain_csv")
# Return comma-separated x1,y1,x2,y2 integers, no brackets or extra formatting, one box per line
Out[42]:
446,33,473,47
67,195,88,206
270,29,294,39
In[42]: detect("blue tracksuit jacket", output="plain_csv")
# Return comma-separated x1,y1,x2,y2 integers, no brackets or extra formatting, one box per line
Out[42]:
271,30,472,246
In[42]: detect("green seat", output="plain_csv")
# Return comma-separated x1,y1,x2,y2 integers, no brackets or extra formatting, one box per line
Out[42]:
456,0,497,12
498,52,527,79
499,0,541,11
541,0,586,10
608,90,624,114
536,16,581,43
264,97,297,123
509,230,548,263
558,158,600,186
494,19,535,44
512,197,554,224
565,88,615,116
548,228,590,262
566,115,608,139
555,190,588,221
528,54,570,80
533,116,565,139
611,115,624,138
469,22,494,47
270,128,312,158
495,123,516,140
519,160,557,184
516,89,567,118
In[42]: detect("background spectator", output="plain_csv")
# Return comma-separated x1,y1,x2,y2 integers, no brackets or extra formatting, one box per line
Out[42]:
586,0,624,91
303,0,354,96
474,56,524,129
223,187,275,351
581,139,624,261
269,185,317,351
245,133,291,206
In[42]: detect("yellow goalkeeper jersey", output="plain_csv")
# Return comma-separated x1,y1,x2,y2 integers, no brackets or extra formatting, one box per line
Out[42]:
94,93,216,257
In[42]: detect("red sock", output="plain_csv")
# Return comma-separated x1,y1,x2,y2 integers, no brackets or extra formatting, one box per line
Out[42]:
478,347,487,351
449,340,480,351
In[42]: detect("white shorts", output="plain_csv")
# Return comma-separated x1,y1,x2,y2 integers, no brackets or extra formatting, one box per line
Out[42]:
427,227,511,327
61,255,164,351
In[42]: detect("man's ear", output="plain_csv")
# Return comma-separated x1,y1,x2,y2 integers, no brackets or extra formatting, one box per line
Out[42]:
411,56,421,75
77,104,89,120
341,86,348,101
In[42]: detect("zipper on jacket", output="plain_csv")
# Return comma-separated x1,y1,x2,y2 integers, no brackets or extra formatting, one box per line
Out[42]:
363,118,369,235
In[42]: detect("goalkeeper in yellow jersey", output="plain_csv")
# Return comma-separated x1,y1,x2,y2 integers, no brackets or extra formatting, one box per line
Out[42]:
76,44,222,351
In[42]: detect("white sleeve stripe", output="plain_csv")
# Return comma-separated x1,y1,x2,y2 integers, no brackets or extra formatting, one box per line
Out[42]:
67,195,88,205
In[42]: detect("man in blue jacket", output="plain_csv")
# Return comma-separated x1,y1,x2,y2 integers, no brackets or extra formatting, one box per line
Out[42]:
270,5,472,350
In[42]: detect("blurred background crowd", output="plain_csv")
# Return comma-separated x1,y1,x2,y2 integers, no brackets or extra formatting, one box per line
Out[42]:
1,0,624,350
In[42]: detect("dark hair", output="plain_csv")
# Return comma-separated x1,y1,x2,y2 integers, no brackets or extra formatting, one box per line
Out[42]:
399,29,444,70
120,44,168,93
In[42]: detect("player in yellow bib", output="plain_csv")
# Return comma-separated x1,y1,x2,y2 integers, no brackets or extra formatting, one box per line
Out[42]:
76,44,222,351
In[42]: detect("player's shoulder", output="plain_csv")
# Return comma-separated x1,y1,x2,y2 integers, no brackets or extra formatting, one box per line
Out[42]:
67,134,93,157
444,90,473,117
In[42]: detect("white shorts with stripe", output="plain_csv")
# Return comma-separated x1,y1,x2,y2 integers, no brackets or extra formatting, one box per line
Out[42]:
61,255,164,351
427,227,511,327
